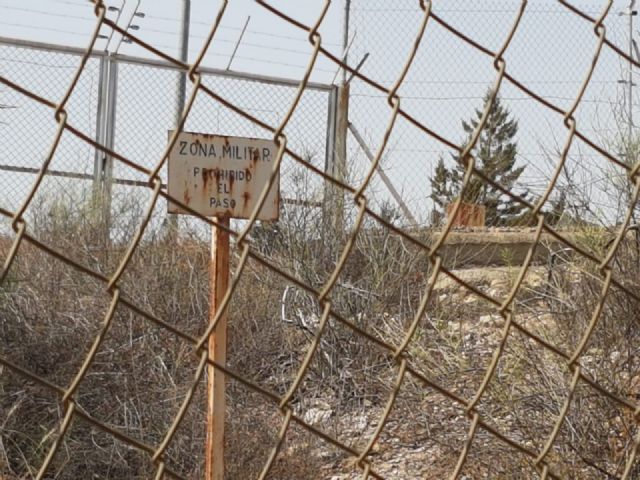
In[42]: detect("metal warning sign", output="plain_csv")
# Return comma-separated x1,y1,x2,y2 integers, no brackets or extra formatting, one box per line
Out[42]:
167,131,279,220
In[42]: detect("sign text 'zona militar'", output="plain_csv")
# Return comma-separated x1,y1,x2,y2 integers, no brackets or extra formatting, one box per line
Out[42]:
167,131,279,220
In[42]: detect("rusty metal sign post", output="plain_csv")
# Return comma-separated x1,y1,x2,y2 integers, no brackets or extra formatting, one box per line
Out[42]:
168,131,279,479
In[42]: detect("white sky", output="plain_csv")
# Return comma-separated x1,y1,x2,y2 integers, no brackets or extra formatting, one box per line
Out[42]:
0,0,345,83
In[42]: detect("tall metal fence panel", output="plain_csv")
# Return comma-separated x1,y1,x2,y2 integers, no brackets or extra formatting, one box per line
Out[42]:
2,1,640,479
0,40,102,228
0,36,333,240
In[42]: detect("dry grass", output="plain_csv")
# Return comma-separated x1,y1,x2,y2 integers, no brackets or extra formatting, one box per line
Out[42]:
2,198,640,478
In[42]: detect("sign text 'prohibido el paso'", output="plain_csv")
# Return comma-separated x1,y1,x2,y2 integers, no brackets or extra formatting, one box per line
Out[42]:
167,131,280,220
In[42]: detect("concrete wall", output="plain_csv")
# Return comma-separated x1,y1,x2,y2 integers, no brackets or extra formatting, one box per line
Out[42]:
436,230,563,268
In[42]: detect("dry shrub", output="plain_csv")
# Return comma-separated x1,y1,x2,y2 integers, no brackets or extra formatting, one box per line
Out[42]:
3,190,640,478
2,193,429,478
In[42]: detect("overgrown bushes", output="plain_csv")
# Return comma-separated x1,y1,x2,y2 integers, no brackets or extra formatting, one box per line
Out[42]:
2,192,640,478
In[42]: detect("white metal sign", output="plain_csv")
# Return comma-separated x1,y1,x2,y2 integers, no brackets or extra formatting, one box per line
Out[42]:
167,131,279,220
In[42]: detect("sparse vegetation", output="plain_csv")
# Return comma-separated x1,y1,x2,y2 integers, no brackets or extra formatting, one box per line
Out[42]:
2,182,640,479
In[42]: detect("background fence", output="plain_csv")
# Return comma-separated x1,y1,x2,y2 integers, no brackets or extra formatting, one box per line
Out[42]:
2,1,640,479
6,1,637,234
0,35,334,240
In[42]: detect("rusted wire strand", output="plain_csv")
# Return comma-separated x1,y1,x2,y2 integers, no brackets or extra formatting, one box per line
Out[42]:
2,0,640,477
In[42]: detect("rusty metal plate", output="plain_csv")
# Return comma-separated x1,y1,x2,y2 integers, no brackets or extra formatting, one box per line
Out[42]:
167,131,279,220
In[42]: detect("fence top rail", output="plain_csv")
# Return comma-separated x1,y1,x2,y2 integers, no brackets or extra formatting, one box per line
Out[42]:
0,35,334,92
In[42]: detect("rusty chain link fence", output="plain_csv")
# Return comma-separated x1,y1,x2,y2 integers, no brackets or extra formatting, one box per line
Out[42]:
2,0,640,478
347,1,640,226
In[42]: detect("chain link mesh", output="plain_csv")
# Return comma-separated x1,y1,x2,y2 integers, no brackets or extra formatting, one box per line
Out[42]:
2,0,640,478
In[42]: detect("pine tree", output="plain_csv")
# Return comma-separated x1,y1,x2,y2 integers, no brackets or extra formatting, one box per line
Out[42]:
429,157,452,211
429,89,530,226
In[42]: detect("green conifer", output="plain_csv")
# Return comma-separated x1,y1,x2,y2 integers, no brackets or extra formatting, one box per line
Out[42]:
429,89,530,226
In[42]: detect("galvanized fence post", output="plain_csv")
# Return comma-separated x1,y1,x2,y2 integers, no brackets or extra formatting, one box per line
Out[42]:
93,54,107,204
323,84,338,237
91,52,118,242
102,54,118,238
323,83,348,243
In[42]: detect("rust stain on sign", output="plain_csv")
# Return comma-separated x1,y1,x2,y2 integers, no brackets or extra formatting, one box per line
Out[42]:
167,131,280,220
